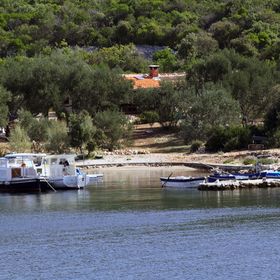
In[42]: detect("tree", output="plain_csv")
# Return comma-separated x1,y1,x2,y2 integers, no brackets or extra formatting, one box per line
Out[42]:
70,65,132,114
153,48,178,72
17,109,50,143
0,85,11,128
177,32,218,64
264,90,280,132
180,88,241,142
45,121,69,153
139,111,159,127
86,44,150,73
69,111,96,154
187,50,232,94
94,110,132,151
9,125,31,152
209,20,240,48
153,81,187,128
224,57,278,123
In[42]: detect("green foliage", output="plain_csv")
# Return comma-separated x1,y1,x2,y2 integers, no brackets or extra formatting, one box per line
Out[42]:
69,110,96,153
263,93,280,132
132,88,159,113
0,85,11,128
153,48,178,72
181,87,241,143
268,128,280,148
258,157,278,165
243,157,257,165
9,125,31,152
224,55,278,122
94,110,132,151
0,0,280,59
139,111,159,127
190,140,203,153
153,81,187,128
87,44,150,72
2,0,280,154
18,109,50,142
177,32,218,64
45,121,69,153
0,50,133,117
205,126,252,152
209,20,240,48
189,49,279,122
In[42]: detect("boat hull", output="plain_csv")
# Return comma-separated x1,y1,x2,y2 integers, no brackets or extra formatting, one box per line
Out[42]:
0,178,41,193
40,175,86,190
207,173,260,182
160,176,205,188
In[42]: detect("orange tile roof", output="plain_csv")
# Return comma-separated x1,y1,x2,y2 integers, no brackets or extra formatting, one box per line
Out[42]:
126,77,160,89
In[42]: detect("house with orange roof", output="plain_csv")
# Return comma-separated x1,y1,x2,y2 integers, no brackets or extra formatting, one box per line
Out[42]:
123,65,185,89
122,65,185,114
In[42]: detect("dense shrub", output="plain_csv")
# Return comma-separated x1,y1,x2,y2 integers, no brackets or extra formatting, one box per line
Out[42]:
9,126,31,152
243,157,257,165
139,111,159,126
205,126,251,152
45,121,69,153
190,140,203,153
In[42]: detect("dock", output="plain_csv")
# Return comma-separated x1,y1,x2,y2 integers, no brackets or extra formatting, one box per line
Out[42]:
198,178,280,191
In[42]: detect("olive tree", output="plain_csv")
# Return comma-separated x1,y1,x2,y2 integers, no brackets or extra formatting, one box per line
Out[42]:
68,110,96,154
94,110,132,151
180,88,241,143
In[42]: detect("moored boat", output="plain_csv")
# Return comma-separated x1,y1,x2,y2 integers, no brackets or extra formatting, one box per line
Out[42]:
0,156,41,192
260,170,280,179
160,176,205,188
207,172,260,182
38,154,87,190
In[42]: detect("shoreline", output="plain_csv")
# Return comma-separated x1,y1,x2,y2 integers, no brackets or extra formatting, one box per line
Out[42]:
76,150,280,171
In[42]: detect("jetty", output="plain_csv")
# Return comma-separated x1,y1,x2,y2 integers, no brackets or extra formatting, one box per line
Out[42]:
198,178,280,191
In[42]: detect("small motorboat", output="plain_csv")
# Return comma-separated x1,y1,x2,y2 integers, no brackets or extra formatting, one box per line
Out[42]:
160,176,205,188
260,170,280,179
207,172,260,182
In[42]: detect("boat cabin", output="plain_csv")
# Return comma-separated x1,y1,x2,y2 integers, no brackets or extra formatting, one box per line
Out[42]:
40,154,77,178
0,157,38,181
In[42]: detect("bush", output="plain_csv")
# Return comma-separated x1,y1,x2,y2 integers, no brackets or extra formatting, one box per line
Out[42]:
94,110,132,151
139,111,159,126
243,157,257,165
45,121,69,153
9,125,31,152
205,126,252,152
257,158,278,165
190,140,203,153
269,128,280,148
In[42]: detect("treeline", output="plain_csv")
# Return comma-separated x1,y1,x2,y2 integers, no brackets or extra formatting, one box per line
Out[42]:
1,1,280,153
0,47,136,154
1,1,280,58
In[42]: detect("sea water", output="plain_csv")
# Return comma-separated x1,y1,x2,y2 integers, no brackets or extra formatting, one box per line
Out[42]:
0,167,280,280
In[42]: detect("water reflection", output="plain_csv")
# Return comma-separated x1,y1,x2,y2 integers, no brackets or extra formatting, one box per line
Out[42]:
1,166,280,212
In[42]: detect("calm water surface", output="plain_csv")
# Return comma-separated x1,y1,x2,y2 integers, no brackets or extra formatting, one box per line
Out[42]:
1,167,280,280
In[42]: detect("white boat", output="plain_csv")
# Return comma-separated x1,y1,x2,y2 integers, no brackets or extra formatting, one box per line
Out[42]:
160,176,205,188
37,154,88,190
0,156,41,192
5,153,104,190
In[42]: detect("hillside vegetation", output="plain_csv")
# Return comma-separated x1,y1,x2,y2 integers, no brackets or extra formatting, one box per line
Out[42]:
1,0,280,154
